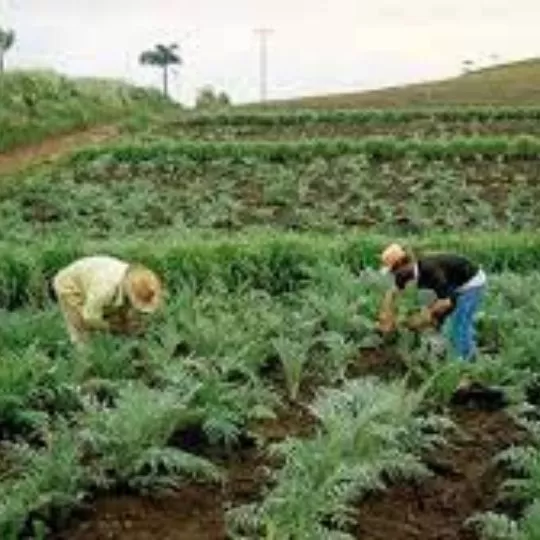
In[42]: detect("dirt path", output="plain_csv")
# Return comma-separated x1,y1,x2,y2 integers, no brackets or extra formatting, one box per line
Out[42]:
0,125,118,176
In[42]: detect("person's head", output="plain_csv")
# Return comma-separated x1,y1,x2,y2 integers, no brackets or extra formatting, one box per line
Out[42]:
380,243,414,275
123,265,163,314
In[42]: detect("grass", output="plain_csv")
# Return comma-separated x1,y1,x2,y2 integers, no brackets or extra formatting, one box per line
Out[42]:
258,57,540,109
0,70,176,153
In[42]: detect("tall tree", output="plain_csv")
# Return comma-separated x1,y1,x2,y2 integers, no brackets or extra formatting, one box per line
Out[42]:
139,43,181,98
0,28,15,74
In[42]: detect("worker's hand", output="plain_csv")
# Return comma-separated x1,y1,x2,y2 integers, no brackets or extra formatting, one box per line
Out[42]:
405,309,435,332
430,298,453,318
377,310,397,334
376,288,399,334
107,309,145,336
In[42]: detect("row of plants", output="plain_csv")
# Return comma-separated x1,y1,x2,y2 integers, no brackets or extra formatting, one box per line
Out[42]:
472,409,540,540
0,70,174,153
145,119,540,142
70,135,540,163
4,151,540,241
139,107,540,141
0,229,537,309
171,107,540,126
2,263,540,538
227,377,451,539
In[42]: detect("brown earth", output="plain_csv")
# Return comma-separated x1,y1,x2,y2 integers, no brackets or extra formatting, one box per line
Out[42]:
50,348,523,540
353,407,526,540
0,125,118,176
52,397,318,540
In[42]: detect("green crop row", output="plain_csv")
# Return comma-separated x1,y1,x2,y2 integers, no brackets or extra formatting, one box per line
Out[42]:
70,135,540,164
0,230,538,310
174,106,540,127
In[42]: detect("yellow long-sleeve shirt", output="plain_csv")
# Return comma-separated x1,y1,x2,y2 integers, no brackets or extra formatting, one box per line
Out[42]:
53,255,129,329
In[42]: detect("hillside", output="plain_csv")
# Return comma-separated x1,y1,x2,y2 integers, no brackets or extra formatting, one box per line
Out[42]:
260,57,540,109
0,70,175,153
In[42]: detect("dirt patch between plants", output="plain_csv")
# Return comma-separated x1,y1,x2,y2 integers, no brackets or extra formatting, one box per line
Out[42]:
51,348,524,540
353,407,526,540
52,399,318,540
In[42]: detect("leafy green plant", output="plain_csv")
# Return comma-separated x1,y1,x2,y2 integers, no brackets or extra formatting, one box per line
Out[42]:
0,423,86,539
227,378,450,539
77,382,221,491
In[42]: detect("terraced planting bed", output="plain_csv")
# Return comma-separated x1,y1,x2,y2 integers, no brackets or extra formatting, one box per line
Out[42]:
142,108,540,141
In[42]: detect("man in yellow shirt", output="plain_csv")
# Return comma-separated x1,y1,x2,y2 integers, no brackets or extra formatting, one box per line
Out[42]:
53,255,163,346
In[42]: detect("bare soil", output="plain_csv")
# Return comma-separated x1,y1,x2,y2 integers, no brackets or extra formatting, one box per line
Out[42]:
0,125,117,176
354,407,526,540
52,399,318,540
50,348,524,540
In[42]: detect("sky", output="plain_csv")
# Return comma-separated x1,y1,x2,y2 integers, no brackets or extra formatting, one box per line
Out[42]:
2,0,540,105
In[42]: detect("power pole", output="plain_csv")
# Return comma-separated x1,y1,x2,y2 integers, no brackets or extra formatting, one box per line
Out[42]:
254,28,273,102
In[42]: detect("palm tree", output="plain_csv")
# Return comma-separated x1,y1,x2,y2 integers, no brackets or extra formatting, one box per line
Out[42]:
139,43,181,98
0,28,15,74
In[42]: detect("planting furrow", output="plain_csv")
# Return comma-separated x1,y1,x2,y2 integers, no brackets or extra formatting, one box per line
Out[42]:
52,396,319,540
353,408,526,540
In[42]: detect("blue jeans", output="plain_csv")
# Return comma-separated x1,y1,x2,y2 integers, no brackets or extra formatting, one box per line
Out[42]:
443,285,485,361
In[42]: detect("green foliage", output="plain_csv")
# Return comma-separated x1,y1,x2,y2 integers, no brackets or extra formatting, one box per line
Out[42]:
70,135,540,164
0,346,80,436
0,424,86,539
0,230,535,310
78,382,220,490
227,378,450,539
9,140,522,238
156,106,540,140
195,85,232,110
172,107,540,127
0,70,173,152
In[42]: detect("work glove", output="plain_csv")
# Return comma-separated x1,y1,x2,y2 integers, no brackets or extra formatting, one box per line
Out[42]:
377,311,397,334
404,308,435,331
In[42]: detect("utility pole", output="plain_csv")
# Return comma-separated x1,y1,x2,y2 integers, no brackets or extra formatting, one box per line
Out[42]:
254,28,273,102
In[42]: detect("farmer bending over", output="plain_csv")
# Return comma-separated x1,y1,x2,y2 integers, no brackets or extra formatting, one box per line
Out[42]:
377,243,486,362
53,255,163,347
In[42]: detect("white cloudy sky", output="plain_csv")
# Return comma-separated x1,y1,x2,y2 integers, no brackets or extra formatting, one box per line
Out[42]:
2,0,540,105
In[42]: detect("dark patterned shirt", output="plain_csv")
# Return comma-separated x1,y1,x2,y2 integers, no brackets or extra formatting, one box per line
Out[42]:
394,253,481,302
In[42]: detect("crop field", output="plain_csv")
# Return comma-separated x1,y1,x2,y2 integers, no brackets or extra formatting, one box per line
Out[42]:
3,135,540,241
146,108,540,140
4,73,540,540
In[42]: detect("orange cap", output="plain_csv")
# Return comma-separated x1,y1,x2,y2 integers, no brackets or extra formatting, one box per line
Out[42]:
380,243,407,274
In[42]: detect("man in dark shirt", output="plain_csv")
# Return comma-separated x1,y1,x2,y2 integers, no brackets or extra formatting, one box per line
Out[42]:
377,243,486,362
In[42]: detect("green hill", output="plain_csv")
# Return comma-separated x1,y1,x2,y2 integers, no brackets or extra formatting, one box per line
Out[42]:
261,58,540,109
0,70,175,152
